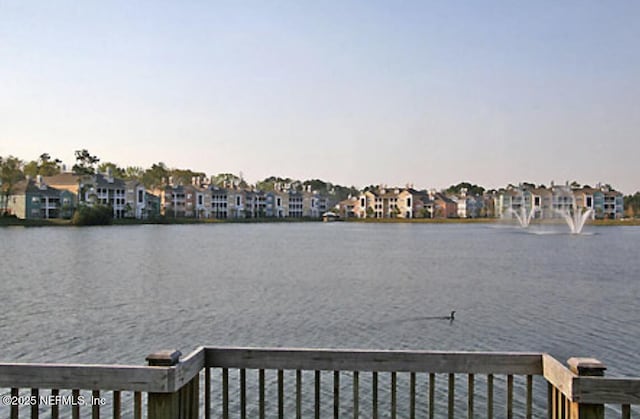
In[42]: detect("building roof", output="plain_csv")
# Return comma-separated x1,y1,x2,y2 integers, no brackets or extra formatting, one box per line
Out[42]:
12,179,63,197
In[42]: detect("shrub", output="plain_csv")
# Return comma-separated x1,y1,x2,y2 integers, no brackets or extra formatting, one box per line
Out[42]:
72,205,113,226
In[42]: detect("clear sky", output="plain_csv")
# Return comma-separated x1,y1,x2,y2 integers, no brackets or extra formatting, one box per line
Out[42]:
1,1,639,193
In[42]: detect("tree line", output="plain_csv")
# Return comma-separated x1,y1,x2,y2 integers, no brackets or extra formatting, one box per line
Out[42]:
1,150,360,214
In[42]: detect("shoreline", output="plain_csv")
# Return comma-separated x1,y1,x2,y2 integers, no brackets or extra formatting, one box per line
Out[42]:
2,216,640,227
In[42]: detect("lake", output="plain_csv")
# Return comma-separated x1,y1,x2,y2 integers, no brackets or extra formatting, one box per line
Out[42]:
1,222,639,379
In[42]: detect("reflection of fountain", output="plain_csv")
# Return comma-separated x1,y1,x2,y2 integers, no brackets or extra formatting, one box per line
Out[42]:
506,206,536,228
556,206,593,234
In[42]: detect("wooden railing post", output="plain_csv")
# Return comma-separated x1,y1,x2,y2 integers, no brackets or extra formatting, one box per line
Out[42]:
146,350,182,419
567,358,606,419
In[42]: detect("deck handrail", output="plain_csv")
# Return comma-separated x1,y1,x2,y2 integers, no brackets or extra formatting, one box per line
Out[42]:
1,347,639,418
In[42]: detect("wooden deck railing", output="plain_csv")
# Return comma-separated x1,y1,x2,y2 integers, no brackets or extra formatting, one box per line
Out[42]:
1,347,639,418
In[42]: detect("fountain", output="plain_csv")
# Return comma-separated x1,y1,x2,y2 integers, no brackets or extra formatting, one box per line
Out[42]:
556,205,594,234
506,206,537,228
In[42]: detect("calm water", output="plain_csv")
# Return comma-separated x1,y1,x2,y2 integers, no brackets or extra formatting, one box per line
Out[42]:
1,222,640,378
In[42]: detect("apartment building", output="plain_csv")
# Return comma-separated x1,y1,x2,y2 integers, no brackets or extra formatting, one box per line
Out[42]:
5,176,74,219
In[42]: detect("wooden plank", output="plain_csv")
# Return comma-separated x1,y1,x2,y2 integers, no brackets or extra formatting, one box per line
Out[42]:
573,377,640,404
205,348,543,374
507,374,513,419
621,404,630,419
0,363,172,392
314,371,320,419
487,374,494,419
429,373,435,419
259,369,265,419
296,370,302,419
32,388,40,419
333,371,340,419
222,368,229,419
134,391,142,419
240,369,247,419
468,374,474,419
353,371,359,419
526,375,533,419
204,368,211,419
72,389,80,419
51,389,59,419
448,373,455,419
372,371,378,419
410,372,416,419
542,354,576,399
91,390,99,419
391,372,397,419
113,390,121,419
10,388,18,419
278,370,284,419
175,347,205,389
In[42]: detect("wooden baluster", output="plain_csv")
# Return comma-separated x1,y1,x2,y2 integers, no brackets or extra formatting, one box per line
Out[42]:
314,370,320,419
353,371,359,419
134,391,142,419
621,404,630,419
296,370,302,419
507,374,513,419
567,358,606,419
113,390,121,419
372,372,378,419
333,371,340,419
91,390,99,419
31,388,39,419
72,389,80,419
278,370,284,419
204,368,211,419
448,373,455,419
526,375,533,419
468,374,474,419
259,369,266,419
240,369,247,419
222,368,229,419
410,372,416,419
428,373,435,419
51,389,60,419
391,372,397,419
487,374,494,419
11,388,18,419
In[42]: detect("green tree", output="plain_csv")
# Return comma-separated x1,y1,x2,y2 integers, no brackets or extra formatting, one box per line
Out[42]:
72,149,100,207
624,192,640,218
98,162,125,178
171,168,207,186
0,156,25,214
445,182,485,196
124,166,145,181
23,153,62,177
142,162,170,190
215,173,248,188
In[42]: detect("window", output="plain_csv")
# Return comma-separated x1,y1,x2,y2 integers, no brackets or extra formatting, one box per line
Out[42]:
236,196,241,206
198,195,203,205
138,190,144,203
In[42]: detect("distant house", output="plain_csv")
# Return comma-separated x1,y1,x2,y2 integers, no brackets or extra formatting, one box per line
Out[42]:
431,192,457,218
44,170,126,218
337,196,358,218
6,176,74,219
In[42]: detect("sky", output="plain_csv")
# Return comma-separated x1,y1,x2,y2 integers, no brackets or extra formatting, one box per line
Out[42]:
1,1,639,193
